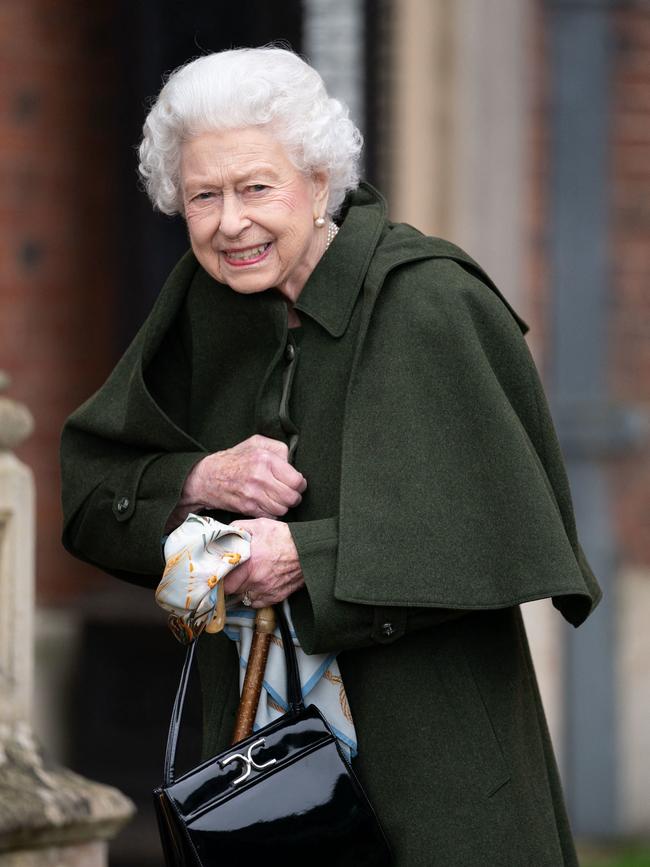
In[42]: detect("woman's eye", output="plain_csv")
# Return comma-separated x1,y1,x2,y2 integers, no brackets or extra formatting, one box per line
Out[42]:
247,184,267,194
194,192,214,201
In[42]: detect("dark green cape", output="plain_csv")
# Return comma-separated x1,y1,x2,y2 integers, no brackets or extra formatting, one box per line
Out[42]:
61,183,599,627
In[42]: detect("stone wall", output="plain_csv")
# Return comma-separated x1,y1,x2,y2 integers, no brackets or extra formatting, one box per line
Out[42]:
0,380,134,863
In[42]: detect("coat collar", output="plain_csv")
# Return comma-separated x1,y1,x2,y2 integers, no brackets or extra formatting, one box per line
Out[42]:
293,183,388,337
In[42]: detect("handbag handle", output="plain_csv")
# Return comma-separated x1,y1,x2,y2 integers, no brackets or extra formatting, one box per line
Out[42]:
276,603,304,714
163,603,304,786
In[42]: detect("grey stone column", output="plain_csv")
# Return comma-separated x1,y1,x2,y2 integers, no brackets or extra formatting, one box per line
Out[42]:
0,373,134,865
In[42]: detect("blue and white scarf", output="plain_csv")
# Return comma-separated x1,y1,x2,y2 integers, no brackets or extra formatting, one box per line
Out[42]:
157,514,357,757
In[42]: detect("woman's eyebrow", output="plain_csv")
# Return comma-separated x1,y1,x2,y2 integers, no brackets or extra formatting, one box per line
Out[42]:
232,164,279,182
183,165,279,191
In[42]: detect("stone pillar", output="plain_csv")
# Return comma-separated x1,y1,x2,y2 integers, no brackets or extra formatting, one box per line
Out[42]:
0,373,134,865
390,0,455,235
303,0,365,133
388,0,564,755
389,0,532,312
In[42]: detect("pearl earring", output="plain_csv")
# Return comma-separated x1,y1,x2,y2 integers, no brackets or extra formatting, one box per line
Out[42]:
314,216,326,228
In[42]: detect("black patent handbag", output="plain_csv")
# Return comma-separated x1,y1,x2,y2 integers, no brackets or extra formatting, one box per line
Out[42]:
153,605,393,866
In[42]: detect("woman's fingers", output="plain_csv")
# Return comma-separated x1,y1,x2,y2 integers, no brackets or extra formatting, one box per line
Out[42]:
256,485,301,517
189,436,307,516
233,440,306,514
268,454,307,493
242,455,304,516
222,559,249,596
245,434,289,460
224,518,305,606
245,438,306,497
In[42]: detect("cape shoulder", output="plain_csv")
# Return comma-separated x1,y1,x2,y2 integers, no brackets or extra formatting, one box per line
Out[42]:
365,221,530,335
60,251,205,533
139,250,202,364
334,224,600,626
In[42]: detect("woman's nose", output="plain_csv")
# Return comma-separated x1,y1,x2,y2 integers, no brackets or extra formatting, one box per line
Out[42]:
219,193,252,237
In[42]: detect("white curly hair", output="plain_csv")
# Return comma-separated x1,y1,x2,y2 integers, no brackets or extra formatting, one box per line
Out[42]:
138,47,363,217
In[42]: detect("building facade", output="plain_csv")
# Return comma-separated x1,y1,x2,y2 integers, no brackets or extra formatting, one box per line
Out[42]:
1,0,649,860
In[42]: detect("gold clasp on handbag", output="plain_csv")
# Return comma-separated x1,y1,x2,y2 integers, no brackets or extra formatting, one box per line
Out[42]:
219,737,277,786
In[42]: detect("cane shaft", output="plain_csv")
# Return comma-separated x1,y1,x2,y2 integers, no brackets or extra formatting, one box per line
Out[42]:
231,606,276,744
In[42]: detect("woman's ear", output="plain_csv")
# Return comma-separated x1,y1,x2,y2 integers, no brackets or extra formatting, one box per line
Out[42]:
312,170,330,210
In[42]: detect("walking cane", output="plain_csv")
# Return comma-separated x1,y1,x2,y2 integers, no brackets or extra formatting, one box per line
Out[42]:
231,606,277,744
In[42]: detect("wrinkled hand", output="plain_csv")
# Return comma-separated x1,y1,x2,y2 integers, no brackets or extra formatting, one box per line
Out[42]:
223,518,305,608
184,435,307,518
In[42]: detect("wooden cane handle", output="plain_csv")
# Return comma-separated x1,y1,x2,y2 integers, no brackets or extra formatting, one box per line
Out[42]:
231,606,276,744
255,605,277,635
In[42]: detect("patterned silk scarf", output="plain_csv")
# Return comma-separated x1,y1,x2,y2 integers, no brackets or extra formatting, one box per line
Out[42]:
156,514,357,757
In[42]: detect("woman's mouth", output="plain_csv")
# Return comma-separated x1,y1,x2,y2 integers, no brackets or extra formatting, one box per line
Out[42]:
223,242,272,266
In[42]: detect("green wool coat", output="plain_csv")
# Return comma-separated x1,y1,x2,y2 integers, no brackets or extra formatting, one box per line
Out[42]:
61,184,600,866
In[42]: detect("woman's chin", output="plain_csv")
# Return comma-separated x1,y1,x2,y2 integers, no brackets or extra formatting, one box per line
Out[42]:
202,262,276,294
221,266,285,294
227,281,274,295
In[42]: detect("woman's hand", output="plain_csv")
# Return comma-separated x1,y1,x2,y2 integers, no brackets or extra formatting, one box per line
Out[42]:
223,518,305,608
183,435,307,518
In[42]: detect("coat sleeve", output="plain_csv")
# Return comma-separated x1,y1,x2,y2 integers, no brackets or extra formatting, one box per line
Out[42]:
288,518,462,654
62,449,208,586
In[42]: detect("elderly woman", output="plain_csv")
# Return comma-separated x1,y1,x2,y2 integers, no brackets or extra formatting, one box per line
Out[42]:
61,47,600,866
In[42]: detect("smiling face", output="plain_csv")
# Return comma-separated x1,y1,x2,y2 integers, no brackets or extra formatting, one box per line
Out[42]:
180,127,330,303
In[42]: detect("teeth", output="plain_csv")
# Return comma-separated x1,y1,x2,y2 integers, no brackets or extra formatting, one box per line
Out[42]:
226,243,269,261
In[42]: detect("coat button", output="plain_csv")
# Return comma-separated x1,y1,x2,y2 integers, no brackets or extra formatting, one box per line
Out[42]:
381,622,395,638
116,496,130,514
285,343,295,362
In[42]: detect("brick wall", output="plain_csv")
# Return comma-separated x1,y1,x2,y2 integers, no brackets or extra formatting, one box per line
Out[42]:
526,0,551,369
526,0,650,570
610,2,650,568
0,0,119,602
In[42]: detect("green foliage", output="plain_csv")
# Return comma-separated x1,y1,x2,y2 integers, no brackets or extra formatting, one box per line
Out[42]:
581,848,650,867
